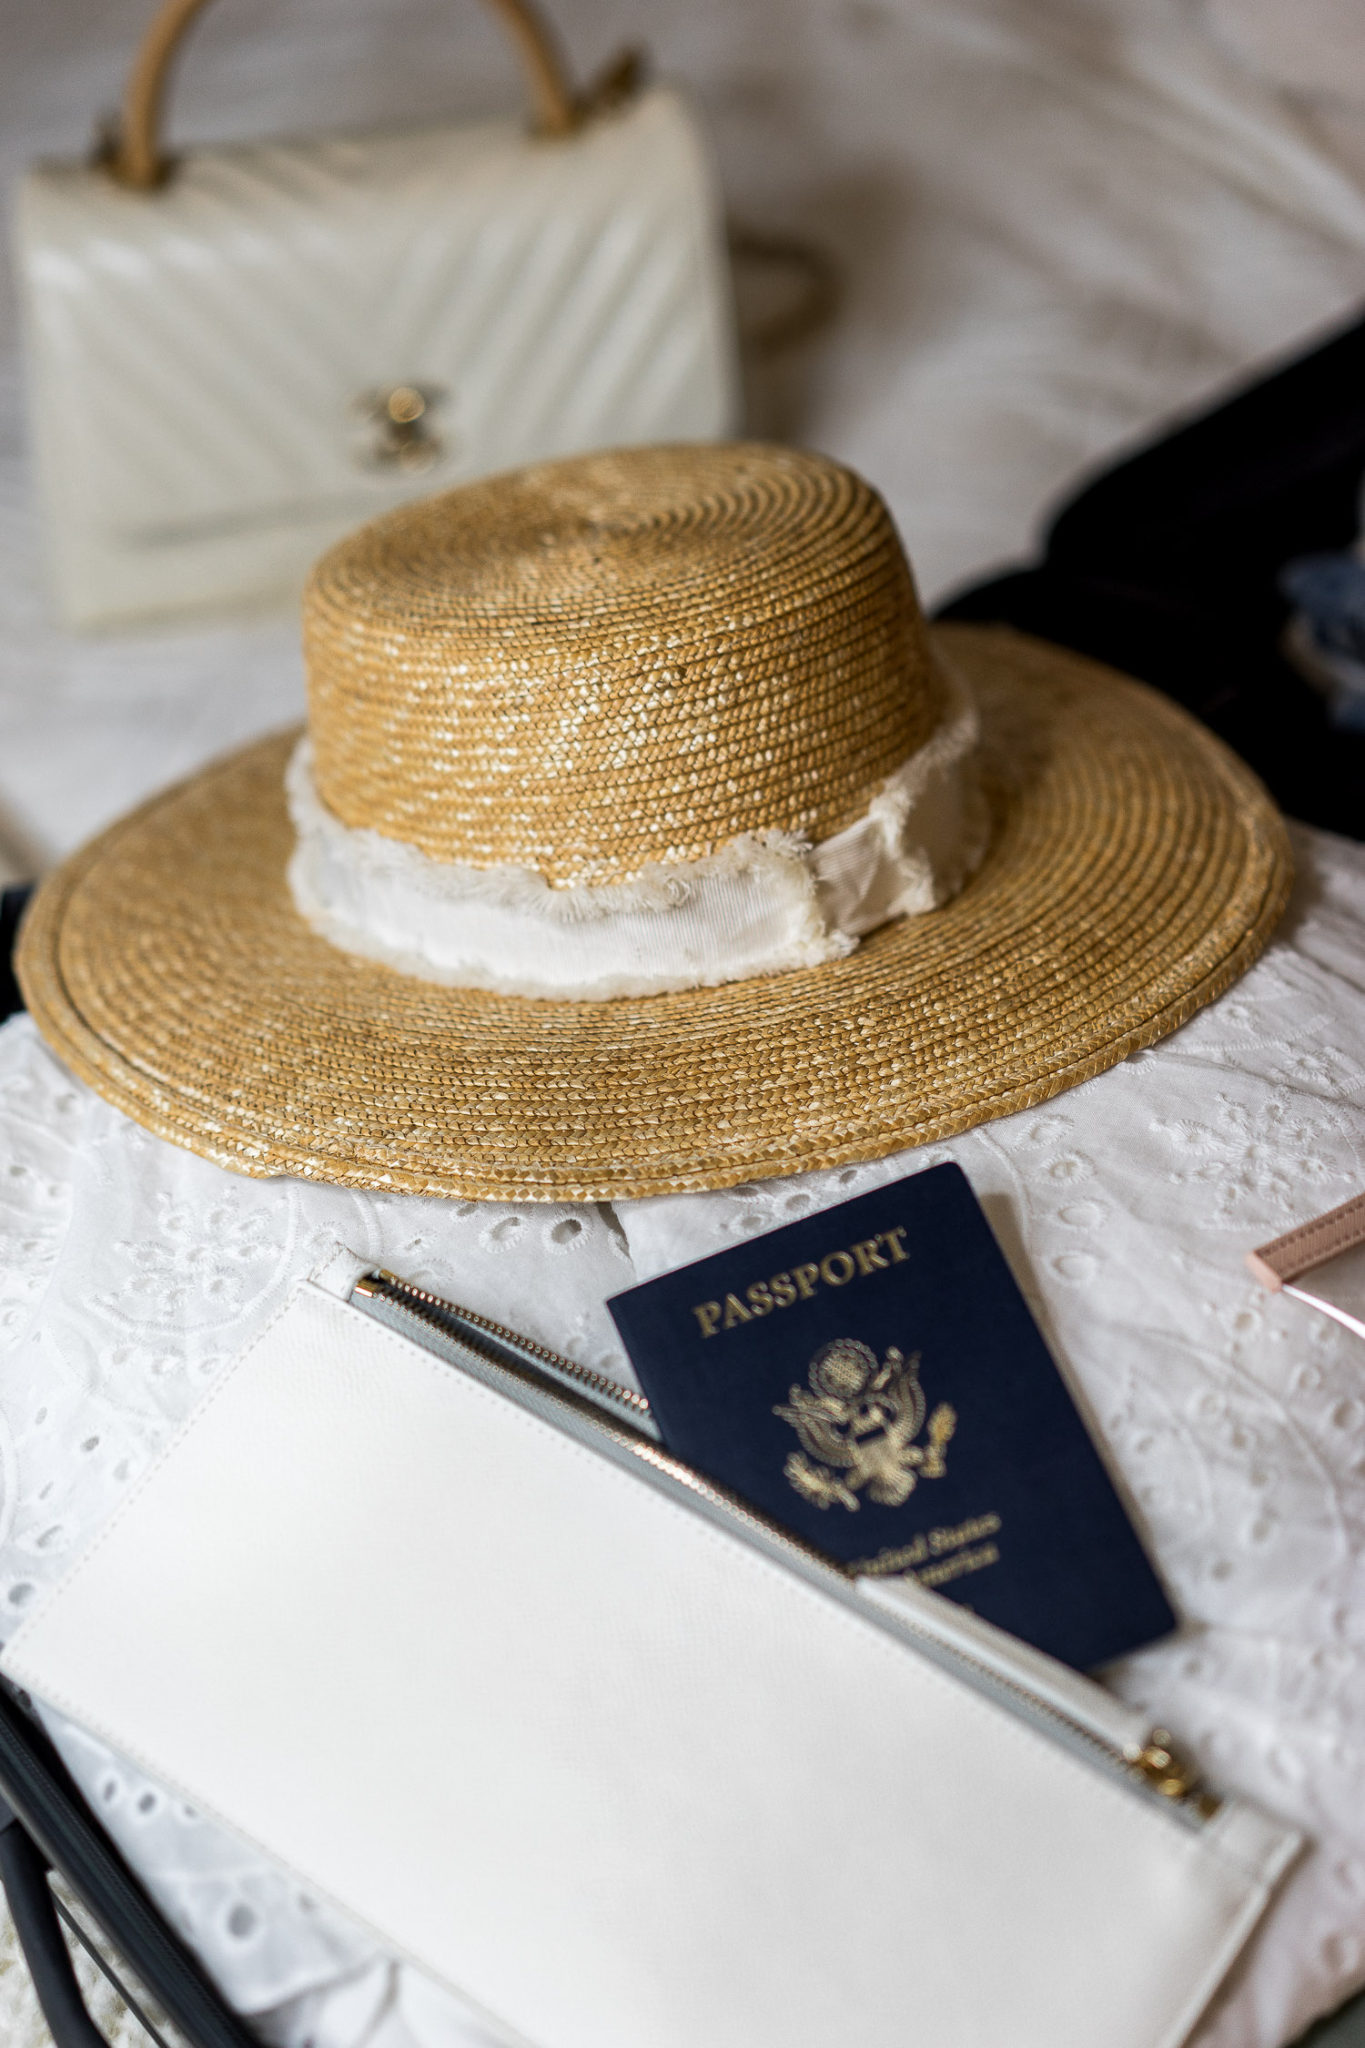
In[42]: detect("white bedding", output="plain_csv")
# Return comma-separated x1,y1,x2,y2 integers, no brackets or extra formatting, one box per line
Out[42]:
4,2,1365,2044
0,821,1363,2048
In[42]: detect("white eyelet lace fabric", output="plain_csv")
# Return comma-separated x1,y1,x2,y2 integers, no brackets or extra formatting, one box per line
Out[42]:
0,820,1362,2048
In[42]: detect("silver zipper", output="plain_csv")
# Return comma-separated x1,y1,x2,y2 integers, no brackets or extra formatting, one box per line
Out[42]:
352,1269,654,1427
349,1268,1218,1826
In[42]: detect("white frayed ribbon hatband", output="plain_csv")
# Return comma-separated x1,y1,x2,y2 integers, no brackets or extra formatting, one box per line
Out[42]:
286,666,988,1001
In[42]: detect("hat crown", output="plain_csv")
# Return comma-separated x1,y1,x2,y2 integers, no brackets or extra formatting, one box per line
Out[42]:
303,444,943,886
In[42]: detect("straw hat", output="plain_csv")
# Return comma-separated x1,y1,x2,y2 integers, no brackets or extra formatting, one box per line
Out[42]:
18,443,1290,1202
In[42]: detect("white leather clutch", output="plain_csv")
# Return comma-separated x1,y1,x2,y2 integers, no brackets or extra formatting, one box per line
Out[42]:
2,1248,1301,2048
15,0,738,628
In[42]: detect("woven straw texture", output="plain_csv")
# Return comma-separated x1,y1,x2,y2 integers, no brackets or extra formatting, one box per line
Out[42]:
18,626,1290,1202
304,444,940,884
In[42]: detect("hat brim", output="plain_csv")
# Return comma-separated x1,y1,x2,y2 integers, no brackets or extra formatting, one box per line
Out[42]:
18,627,1291,1203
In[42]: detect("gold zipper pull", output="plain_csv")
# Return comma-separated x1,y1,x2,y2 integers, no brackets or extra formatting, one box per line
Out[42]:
1126,1731,1221,1818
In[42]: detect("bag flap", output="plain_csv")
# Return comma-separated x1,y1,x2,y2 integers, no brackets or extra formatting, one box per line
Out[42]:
18,89,735,545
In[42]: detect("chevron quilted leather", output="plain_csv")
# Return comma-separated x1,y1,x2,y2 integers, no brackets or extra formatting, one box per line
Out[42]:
17,87,739,626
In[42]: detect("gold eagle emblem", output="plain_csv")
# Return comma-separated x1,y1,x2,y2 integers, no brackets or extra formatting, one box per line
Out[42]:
773,1338,955,1512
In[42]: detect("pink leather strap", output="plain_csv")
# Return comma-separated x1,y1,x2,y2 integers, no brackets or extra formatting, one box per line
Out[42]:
1247,1192,1365,1290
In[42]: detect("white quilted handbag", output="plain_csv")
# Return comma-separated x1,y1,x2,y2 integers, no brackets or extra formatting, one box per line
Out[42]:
15,0,740,628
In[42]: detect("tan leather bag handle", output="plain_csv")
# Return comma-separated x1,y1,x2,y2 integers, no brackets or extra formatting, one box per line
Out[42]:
105,0,595,189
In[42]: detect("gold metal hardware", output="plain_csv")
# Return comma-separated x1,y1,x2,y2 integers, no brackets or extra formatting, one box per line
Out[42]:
351,385,449,472
1127,1731,1220,1816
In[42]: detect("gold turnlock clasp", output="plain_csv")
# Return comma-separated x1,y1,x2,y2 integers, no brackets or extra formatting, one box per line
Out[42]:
351,385,449,472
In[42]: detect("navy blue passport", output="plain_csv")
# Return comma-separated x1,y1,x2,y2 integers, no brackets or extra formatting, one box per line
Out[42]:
607,1163,1174,1671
